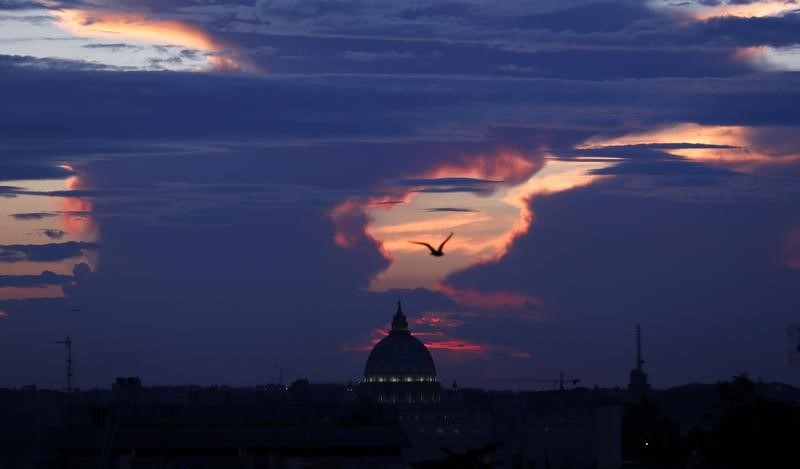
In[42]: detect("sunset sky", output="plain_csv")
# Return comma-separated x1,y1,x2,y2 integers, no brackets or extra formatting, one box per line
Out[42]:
1,0,800,390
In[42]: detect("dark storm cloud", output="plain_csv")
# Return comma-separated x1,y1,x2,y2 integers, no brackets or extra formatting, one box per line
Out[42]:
557,144,743,177
444,175,800,384
394,2,475,21
394,177,501,186
0,54,123,72
223,1,800,63
495,1,658,34
3,57,800,144
0,241,97,263
256,0,364,22
0,163,73,182
425,207,478,213
691,13,800,48
0,12,50,23
0,271,72,288
82,43,144,52
0,0,41,10
227,32,757,78
414,186,493,194
589,158,738,176
14,0,800,79
10,212,57,220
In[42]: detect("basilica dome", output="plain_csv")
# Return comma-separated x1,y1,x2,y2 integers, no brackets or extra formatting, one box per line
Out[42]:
362,302,440,405
365,305,436,378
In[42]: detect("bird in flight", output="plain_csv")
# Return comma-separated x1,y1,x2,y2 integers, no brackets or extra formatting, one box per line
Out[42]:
410,232,453,257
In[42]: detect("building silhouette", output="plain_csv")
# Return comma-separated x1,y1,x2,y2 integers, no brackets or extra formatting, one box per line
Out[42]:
362,301,441,405
0,302,638,468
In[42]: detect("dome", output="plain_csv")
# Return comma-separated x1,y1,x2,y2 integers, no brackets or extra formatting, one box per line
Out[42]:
364,302,436,378
361,302,440,405
365,331,437,377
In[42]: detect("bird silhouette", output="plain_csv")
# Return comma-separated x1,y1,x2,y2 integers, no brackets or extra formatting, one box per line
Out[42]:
410,232,453,257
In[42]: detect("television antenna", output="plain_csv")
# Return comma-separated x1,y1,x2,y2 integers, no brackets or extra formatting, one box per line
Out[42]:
54,335,74,393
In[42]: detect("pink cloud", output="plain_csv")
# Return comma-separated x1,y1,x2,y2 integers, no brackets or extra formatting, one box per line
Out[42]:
343,309,531,359
438,284,542,317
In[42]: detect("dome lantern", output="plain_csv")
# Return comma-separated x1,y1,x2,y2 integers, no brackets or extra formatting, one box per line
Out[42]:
391,300,409,332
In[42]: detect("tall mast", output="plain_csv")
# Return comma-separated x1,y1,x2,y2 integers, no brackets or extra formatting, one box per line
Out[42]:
54,335,73,393
636,325,643,372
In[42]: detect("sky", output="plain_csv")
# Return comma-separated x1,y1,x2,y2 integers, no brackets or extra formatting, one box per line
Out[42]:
1,0,800,391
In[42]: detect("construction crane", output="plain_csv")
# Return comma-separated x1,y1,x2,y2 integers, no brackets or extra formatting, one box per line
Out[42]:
487,371,580,391
54,335,74,393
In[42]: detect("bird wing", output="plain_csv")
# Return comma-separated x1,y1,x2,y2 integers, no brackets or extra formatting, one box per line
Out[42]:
409,241,436,254
438,232,454,251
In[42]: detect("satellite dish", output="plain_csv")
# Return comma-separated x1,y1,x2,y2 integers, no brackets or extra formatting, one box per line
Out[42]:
787,324,800,368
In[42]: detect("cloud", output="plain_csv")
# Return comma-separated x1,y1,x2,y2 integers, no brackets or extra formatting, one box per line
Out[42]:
0,241,97,263
0,163,73,182
444,174,800,385
0,54,121,71
10,212,57,221
6,0,800,79
343,307,533,359
391,175,505,196
0,0,799,389
3,61,799,147
53,8,256,72
394,177,502,186
40,229,67,239
424,207,479,212
0,0,40,11
340,50,415,61
82,43,144,52
0,271,73,288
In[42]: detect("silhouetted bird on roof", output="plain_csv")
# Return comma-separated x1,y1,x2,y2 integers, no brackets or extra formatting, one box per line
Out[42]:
410,232,453,257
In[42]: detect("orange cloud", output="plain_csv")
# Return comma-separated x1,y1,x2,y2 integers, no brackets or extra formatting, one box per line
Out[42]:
54,9,254,72
0,169,98,302
0,310,7,318
580,123,800,173
329,199,392,266
0,286,65,301
58,175,96,237
427,149,542,183
651,0,800,21
368,150,542,257
330,199,364,249
692,2,799,20
356,148,607,291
